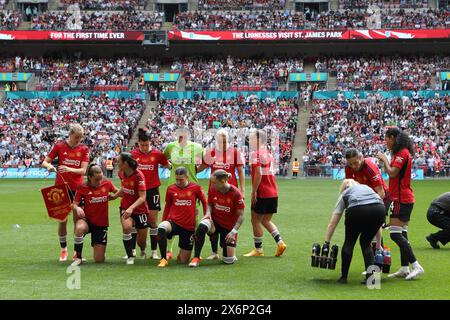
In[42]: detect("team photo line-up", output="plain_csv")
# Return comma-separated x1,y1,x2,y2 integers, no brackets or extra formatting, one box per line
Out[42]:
41,123,449,284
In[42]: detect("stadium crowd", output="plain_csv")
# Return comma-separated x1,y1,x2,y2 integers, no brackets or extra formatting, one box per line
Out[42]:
0,95,145,168
323,56,449,91
0,10,21,30
176,57,304,91
304,93,450,176
174,8,450,30
145,95,298,173
198,0,285,11
339,0,429,10
31,10,164,30
60,0,146,11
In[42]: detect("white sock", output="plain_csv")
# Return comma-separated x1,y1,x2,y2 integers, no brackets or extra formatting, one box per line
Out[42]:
412,261,421,269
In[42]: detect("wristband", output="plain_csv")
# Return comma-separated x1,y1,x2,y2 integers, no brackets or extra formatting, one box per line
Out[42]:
230,228,238,235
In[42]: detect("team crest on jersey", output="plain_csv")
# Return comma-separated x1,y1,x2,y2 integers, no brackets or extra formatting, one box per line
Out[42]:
76,152,81,157
47,188,66,205
187,191,192,197
130,181,135,187
150,157,155,162
101,187,106,193
226,198,231,204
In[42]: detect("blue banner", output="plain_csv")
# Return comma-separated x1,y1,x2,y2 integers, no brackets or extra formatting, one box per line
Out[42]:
6,91,146,100
144,73,180,82
0,168,56,179
333,168,424,180
159,167,211,180
0,73,32,82
160,91,299,100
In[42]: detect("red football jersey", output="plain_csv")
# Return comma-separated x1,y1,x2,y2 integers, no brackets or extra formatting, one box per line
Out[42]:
208,185,245,230
47,142,89,191
118,169,149,215
250,149,278,198
130,148,169,189
345,158,388,196
163,183,207,231
389,148,415,204
74,180,116,227
203,147,244,189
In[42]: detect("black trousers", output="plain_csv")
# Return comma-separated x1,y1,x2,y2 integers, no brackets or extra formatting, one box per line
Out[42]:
342,203,386,279
427,204,450,246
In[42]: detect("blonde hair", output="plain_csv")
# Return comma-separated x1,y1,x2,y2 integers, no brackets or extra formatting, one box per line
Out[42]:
339,179,359,193
69,123,84,136
215,128,229,150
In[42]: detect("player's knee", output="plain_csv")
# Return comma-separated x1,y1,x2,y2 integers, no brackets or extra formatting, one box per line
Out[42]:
390,226,405,244
157,223,168,238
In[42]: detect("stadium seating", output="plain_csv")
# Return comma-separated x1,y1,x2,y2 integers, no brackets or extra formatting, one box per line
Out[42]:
0,96,145,168
305,94,450,176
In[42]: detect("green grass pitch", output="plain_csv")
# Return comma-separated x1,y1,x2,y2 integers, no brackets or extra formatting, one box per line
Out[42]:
0,178,449,300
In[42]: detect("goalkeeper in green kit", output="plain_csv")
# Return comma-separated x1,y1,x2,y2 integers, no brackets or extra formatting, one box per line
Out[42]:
163,128,204,260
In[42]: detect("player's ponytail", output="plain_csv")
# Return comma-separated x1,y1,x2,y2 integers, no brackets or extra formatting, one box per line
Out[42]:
120,152,138,171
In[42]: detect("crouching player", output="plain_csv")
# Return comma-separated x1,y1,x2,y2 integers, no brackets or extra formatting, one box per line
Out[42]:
71,164,119,266
156,167,207,268
189,170,245,267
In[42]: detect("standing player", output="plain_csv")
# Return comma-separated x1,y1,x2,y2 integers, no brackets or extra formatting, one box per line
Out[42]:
189,170,245,267
112,153,149,265
244,129,287,257
377,127,424,280
156,167,207,268
345,148,389,252
163,128,204,259
71,164,118,266
42,123,89,262
197,129,245,260
130,129,171,260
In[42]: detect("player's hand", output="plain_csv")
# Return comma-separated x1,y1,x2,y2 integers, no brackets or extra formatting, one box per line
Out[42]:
76,207,85,218
225,230,237,245
47,165,56,173
251,191,257,206
58,165,71,173
122,208,133,219
109,194,118,201
376,152,388,164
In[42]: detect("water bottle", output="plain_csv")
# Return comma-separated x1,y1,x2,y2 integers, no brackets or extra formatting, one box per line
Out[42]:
320,242,330,269
374,249,384,269
311,243,321,267
382,247,391,274
328,244,339,270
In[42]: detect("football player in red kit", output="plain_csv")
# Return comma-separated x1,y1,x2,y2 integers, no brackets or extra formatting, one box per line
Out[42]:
71,164,119,266
111,153,149,265
189,170,245,267
156,167,207,268
377,127,424,280
42,124,89,262
197,129,245,260
244,129,286,257
130,129,171,260
345,148,389,251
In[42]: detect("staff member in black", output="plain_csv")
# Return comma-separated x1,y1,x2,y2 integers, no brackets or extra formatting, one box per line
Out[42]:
325,179,386,284
426,192,450,249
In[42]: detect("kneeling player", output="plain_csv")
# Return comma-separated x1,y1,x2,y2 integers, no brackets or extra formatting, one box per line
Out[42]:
189,170,245,267
156,167,207,267
71,164,118,266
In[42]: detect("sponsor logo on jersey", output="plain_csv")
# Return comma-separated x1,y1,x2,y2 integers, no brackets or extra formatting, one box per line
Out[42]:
214,203,231,213
89,196,108,204
62,159,81,167
175,199,192,206
122,188,135,195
